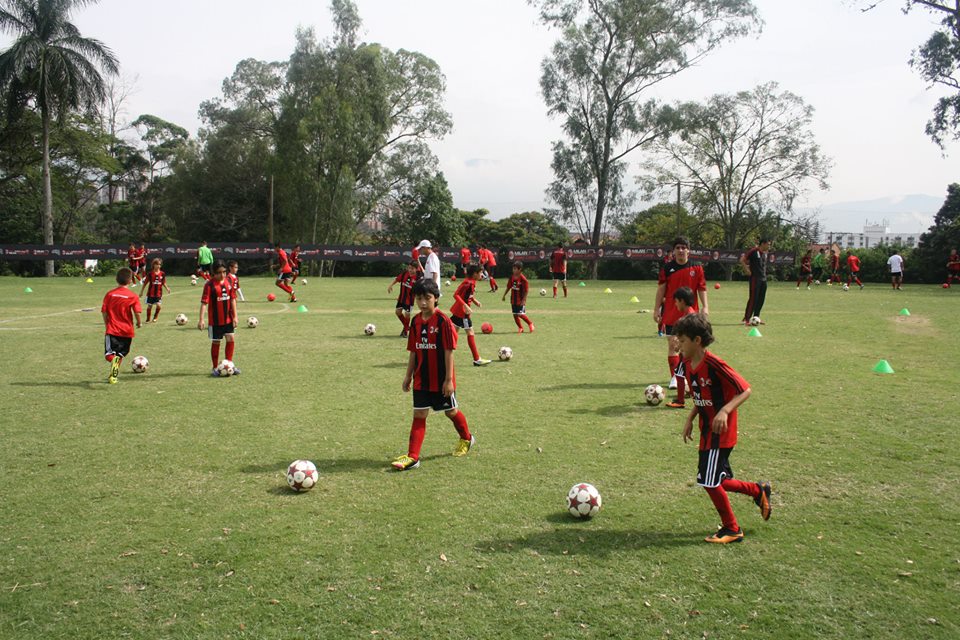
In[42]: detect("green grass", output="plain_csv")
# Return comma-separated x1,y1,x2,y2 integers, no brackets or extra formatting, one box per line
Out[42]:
0,274,957,639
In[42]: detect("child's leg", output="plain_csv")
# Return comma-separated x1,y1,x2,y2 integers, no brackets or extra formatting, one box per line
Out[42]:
704,485,739,532
667,337,680,380
395,308,406,329
520,314,533,329
553,279,558,298
211,338,221,368
562,281,567,297
408,410,429,459
153,303,161,321
465,328,481,361
514,314,524,331
276,278,293,294
445,408,471,440
225,333,235,361
145,304,153,322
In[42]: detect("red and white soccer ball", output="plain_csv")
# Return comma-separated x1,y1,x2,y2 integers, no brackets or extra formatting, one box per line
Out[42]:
286,459,318,492
131,355,149,373
481,322,493,334
498,346,513,361
567,483,602,519
175,313,187,326
247,316,259,328
216,359,235,377
364,323,376,336
644,384,664,406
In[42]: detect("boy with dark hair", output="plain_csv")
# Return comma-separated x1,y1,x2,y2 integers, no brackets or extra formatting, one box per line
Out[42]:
198,261,241,376
139,258,171,323
450,264,491,366
740,237,771,324
227,260,244,302
126,242,141,284
479,244,499,292
387,261,420,337
274,243,297,302
502,261,534,333
828,249,841,285
797,249,813,290
392,278,474,471
665,286,697,409
674,313,771,544
101,268,142,384
136,243,147,280
289,244,302,284
550,243,567,298
846,250,864,289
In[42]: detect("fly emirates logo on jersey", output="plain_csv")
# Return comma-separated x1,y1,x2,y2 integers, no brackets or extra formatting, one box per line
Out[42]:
416,325,439,349
690,377,713,407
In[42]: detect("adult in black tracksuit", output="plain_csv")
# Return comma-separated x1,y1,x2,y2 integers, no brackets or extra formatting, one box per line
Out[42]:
740,238,771,324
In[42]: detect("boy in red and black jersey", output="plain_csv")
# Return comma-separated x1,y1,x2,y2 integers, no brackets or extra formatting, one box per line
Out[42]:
828,250,841,285
198,261,240,376
450,264,491,366
665,286,697,409
846,251,864,289
274,244,297,302
101,267,142,384
502,261,534,333
227,260,245,302
458,246,472,280
387,261,421,336
136,244,147,278
796,249,813,289
289,244,302,283
392,279,474,471
139,258,171,323
653,237,708,391
675,313,771,544
550,243,567,298
948,249,960,285
126,243,141,284
479,245,499,292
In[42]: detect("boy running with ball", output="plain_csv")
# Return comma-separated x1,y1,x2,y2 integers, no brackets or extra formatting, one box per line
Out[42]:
101,267,142,384
451,264,491,366
674,313,771,544
502,261,534,333
392,279,474,471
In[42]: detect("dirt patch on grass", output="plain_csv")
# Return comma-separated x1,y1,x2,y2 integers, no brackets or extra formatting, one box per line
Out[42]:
892,314,938,336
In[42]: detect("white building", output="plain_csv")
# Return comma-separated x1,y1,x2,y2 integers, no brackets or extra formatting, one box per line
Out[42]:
823,220,921,249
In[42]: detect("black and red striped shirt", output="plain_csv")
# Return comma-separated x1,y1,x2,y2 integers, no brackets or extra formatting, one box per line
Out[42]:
507,273,529,306
450,278,477,318
227,272,240,292
290,249,301,270
406,310,457,392
658,260,705,326
682,351,749,451
201,278,235,326
394,270,418,307
800,255,812,273
145,270,166,298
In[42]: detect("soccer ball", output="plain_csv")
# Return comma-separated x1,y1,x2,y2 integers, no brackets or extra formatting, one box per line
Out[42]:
749,316,761,326
364,323,376,336
814,280,820,285
247,316,259,328
216,360,235,377
842,284,850,291
498,346,513,361
175,313,187,326
286,459,318,492
944,283,951,289
539,288,547,296
190,278,198,287
445,280,452,286
644,384,665,406
131,355,149,373
567,483,602,519
301,279,307,285
481,322,493,334
267,293,276,301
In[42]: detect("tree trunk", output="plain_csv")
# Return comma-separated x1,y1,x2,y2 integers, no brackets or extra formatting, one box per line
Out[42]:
41,109,55,276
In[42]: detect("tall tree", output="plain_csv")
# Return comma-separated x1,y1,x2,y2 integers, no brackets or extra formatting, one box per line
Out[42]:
641,82,831,259
913,183,960,281
532,0,760,276
0,0,118,275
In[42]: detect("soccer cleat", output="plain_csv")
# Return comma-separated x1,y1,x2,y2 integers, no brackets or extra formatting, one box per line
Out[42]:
453,435,475,457
211,368,221,377
391,455,420,471
151,318,158,323
528,324,535,332
755,481,772,521
704,526,744,544
232,367,241,375
473,358,492,366
665,400,686,409
517,327,524,334
859,284,864,290
668,376,677,390
108,357,122,384
290,296,298,302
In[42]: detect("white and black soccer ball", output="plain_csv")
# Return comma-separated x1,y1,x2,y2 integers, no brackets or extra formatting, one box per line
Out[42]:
301,279,307,285
216,359,235,377
190,277,198,287
644,383,664,406
498,346,513,361
539,288,547,296
286,459,318,492
749,316,761,326
567,483,602,519
364,323,376,336
131,355,149,373
247,316,259,328
175,313,187,326
814,280,820,286
842,283,850,291
445,280,452,287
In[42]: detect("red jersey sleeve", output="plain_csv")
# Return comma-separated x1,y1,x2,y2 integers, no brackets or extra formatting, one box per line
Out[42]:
200,281,212,305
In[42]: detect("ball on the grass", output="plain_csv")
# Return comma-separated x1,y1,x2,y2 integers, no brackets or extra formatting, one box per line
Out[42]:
498,346,513,361
175,313,187,326
943,283,950,289
749,316,761,326
131,355,149,373
714,283,721,290
481,322,493,334
364,323,376,336
539,288,547,296
842,283,849,291
445,280,452,286
301,279,307,285
567,483,602,519
267,293,276,302
644,384,664,406
814,280,820,285
190,278,198,287
247,316,259,328
286,459,318,492
216,360,235,377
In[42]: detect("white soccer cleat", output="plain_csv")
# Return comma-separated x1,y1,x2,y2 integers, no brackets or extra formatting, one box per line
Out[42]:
668,376,677,390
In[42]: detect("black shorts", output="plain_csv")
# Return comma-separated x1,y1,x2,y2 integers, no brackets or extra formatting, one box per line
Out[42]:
551,271,567,281
208,323,235,341
663,325,674,336
396,302,412,312
146,296,162,305
199,263,211,274
412,390,458,412
697,447,734,488
890,271,902,278
277,272,292,282
511,304,526,315
451,315,472,330
104,334,132,358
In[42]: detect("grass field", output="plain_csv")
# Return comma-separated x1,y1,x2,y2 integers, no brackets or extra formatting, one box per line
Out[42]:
1,273,958,639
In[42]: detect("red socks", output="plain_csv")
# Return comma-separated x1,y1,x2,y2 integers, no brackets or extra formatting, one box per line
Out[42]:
676,374,686,403
514,315,523,330
668,354,680,379
145,308,152,322
467,333,480,361
489,277,498,290
722,478,761,498
211,342,221,368
520,314,533,329
563,284,567,297
225,340,235,361
553,286,557,298
705,486,739,532
277,282,293,295
105,354,115,362
408,417,427,459
449,410,471,440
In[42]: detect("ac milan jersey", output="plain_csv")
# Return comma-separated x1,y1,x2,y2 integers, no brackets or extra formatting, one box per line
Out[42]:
460,248,472,264
847,255,861,272
135,249,146,265
507,274,529,306
201,279,235,326
101,286,141,338
658,260,705,326
550,249,566,273
746,247,767,281
276,249,291,274
394,271,418,307
950,255,960,272
227,272,240,292
480,248,497,267
127,248,137,266
406,311,458,392
290,250,301,269
682,351,749,451
145,270,166,298
800,256,812,272
450,279,477,318
830,254,840,270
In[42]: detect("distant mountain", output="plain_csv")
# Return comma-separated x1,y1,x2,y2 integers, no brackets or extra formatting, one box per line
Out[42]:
805,194,943,234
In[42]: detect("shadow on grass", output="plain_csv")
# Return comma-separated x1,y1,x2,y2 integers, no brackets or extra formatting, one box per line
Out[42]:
371,362,406,369
567,404,653,417
480,525,701,555
10,380,103,390
609,335,665,340
539,382,654,391
244,454,451,477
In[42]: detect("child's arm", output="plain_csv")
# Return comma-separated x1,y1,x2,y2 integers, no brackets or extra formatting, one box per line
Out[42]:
682,405,697,443
198,303,207,330
131,306,141,329
653,283,666,324
138,278,147,297
442,349,455,397
230,297,238,327
711,387,751,434
698,288,709,316
387,274,400,293
402,352,416,392
471,294,481,309
454,292,470,315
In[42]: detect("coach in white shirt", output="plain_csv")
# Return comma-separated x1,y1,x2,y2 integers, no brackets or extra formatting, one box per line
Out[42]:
419,239,441,286
887,249,904,290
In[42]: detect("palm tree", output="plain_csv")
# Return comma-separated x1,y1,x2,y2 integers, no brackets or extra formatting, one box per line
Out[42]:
0,0,118,276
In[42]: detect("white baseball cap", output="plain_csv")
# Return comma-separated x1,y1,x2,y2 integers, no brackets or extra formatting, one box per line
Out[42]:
417,239,432,249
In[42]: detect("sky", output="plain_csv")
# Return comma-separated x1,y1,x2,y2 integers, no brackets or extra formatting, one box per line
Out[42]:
26,0,960,232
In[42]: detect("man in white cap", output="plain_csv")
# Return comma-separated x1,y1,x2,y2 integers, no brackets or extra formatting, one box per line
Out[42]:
418,240,441,287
